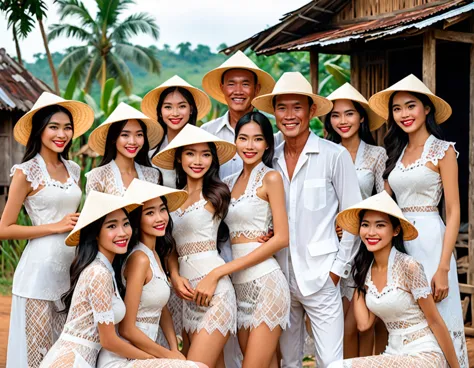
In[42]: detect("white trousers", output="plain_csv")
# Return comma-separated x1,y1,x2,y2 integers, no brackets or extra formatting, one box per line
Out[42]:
280,263,343,368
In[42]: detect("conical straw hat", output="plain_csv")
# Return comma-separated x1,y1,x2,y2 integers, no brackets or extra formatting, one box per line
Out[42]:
65,191,142,246
14,92,94,146
124,178,188,212
89,102,164,155
368,74,452,124
336,191,418,241
141,75,212,121
152,124,236,170
252,72,333,118
326,83,386,131
202,50,275,104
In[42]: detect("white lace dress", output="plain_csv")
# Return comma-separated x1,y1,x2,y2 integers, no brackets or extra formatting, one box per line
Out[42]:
97,243,200,368
85,160,162,196
223,162,290,331
6,154,82,368
328,248,447,367
388,134,468,367
171,194,237,335
40,253,126,368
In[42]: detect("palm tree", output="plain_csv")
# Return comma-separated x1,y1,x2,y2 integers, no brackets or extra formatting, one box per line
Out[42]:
49,0,161,95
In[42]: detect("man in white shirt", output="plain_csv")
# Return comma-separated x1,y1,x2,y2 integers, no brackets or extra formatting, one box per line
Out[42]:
253,72,362,368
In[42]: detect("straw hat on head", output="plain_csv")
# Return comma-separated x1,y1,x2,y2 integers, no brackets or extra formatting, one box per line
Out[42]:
89,102,164,155
124,178,188,212
65,191,142,246
326,83,386,131
152,124,236,170
336,191,418,241
141,75,212,121
252,72,333,118
368,74,452,124
14,92,95,146
202,50,276,105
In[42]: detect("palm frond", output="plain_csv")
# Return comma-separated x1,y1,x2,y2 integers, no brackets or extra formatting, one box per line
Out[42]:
106,52,133,95
84,56,102,92
55,0,96,28
48,24,93,42
97,0,134,28
114,43,160,74
57,46,90,76
110,13,159,42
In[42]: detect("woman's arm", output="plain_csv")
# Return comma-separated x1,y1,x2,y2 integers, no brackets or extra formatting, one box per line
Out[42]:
168,249,194,301
159,306,182,353
194,171,289,306
418,295,460,368
352,290,376,332
0,170,79,240
384,180,393,197
433,146,460,302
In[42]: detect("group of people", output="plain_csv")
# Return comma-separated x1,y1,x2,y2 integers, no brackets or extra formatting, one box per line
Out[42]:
0,50,468,368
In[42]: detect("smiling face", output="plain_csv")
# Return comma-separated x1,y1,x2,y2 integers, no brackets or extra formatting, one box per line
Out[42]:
40,112,74,153
330,99,363,140
115,119,145,159
220,69,260,113
274,94,316,139
359,210,400,253
140,197,170,238
236,121,268,165
391,91,430,134
97,209,132,257
161,90,192,132
179,142,213,180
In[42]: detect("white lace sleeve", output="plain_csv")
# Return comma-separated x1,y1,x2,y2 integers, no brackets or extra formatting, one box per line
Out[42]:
405,258,431,300
374,147,387,194
425,138,458,167
85,167,104,195
142,166,162,185
10,158,45,190
223,173,239,190
67,160,81,184
88,264,115,325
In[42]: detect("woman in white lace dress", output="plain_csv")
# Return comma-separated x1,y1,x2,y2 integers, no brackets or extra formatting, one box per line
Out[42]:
192,112,290,368
368,74,468,366
328,191,459,368
325,83,388,358
0,92,94,368
153,124,237,368
86,102,164,195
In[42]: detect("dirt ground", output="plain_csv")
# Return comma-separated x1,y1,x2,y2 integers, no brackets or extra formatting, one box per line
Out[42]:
0,294,473,368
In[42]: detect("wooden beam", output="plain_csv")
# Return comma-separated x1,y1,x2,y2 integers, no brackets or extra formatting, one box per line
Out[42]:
350,53,360,91
464,326,474,337
422,30,436,93
298,14,320,24
459,283,474,294
434,29,474,44
309,50,319,94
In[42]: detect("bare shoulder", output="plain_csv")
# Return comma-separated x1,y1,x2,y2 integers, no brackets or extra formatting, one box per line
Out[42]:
263,170,283,185
126,250,151,271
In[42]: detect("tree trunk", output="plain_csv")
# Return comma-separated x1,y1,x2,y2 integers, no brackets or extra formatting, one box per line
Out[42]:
38,18,60,94
12,26,23,66
101,56,107,94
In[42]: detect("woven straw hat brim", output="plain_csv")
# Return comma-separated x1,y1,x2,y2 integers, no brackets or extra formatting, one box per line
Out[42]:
65,191,142,246
141,79,212,121
252,91,333,118
124,179,188,212
14,100,94,146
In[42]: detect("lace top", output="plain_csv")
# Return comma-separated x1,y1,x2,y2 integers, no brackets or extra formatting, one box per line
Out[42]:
388,135,457,211
10,154,82,300
354,141,387,200
365,247,432,335
224,162,273,240
122,243,170,328
171,193,220,257
85,160,161,196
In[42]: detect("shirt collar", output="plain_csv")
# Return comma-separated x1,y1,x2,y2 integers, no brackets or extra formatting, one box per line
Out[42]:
215,111,233,134
274,130,320,161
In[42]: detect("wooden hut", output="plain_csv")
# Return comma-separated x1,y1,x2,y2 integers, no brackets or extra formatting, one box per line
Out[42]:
225,0,474,334
0,48,52,212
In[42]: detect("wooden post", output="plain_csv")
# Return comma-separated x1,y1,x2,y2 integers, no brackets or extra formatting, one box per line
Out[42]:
309,49,319,94
469,16,474,333
423,30,436,93
351,53,360,91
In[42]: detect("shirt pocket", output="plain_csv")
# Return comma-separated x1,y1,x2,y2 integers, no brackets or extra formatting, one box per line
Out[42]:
303,178,326,211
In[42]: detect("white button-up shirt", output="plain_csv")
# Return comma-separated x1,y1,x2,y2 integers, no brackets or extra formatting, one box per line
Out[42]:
273,132,362,296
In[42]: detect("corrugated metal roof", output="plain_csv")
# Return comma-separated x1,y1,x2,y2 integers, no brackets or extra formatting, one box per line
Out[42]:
0,48,52,112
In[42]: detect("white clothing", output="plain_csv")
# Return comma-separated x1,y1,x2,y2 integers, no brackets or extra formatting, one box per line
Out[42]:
328,248,447,368
388,134,468,366
85,160,161,196
40,253,126,368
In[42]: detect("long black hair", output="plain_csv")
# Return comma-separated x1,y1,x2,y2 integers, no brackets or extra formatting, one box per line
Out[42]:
324,100,376,146
174,142,230,242
383,91,443,179
152,87,198,156
352,210,407,295
60,209,134,313
23,105,74,163
234,111,274,167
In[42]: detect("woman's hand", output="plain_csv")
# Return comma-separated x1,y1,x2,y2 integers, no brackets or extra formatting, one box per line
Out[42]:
194,271,219,307
50,212,80,234
170,274,194,301
257,229,274,243
166,349,186,360
431,268,449,303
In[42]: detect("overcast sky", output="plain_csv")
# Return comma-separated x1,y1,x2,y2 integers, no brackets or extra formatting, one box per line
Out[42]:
0,0,309,62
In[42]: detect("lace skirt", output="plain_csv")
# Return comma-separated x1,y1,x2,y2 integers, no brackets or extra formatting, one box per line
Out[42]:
328,352,447,367
234,269,290,331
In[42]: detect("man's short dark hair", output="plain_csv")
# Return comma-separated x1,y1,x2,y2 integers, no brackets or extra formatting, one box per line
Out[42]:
221,68,258,85
271,95,314,109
